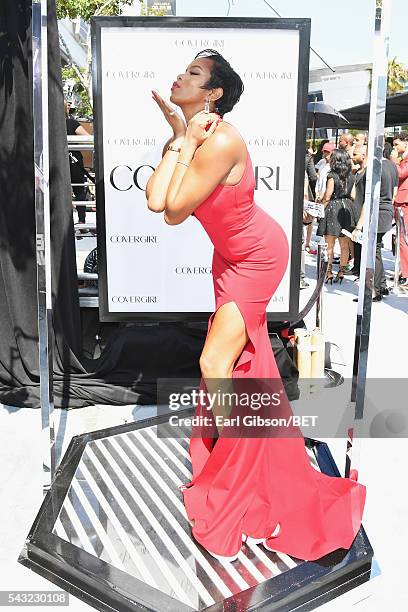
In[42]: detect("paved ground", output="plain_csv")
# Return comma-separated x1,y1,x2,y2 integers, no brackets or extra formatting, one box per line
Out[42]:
1,227,407,611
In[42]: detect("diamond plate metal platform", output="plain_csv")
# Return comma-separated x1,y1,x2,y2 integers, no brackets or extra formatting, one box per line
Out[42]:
19,408,373,611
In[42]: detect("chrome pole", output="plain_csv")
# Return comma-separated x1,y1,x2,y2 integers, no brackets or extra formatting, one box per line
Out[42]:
32,0,56,493
345,0,392,479
316,243,326,331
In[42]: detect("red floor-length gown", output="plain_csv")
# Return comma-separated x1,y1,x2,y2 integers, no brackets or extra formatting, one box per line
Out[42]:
180,145,366,561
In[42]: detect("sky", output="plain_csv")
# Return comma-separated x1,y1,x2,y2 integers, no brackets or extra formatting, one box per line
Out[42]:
173,0,408,70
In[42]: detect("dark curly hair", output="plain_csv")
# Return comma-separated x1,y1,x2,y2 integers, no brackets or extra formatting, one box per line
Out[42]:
383,141,393,159
393,131,408,142
330,148,352,188
194,49,244,117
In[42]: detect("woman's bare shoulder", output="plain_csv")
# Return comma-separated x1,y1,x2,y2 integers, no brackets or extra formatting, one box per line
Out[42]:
216,120,245,142
204,121,246,156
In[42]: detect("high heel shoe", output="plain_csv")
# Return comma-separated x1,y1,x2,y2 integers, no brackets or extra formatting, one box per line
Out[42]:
325,264,334,284
334,265,346,284
262,522,281,552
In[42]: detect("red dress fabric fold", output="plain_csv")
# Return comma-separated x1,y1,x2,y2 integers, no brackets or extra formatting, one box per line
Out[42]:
181,148,366,561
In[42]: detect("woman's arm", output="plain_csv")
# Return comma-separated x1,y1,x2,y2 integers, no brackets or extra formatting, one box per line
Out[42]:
164,128,240,225
322,177,334,206
351,206,364,242
146,135,185,211
145,90,187,211
146,110,222,215
75,125,90,136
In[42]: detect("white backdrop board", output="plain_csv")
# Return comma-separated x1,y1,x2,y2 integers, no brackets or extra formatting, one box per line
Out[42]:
91,17,310,322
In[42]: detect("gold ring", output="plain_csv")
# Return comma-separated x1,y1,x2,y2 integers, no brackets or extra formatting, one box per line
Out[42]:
169,111,176,116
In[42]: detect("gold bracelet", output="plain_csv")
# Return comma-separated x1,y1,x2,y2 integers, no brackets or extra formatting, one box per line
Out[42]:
167,145,181,153
177,161,189,167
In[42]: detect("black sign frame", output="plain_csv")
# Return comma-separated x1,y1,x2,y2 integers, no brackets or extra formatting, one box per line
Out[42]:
91,16,310,322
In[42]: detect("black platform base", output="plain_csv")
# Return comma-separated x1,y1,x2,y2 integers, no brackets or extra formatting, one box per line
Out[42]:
19,409,373,611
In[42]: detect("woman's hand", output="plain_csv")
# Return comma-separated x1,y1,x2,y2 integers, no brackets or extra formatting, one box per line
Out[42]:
185,111,222,148
152,90,186,137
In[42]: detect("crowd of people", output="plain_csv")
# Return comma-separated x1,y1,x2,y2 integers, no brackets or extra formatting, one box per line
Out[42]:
302,130,408,301
65,101,91,226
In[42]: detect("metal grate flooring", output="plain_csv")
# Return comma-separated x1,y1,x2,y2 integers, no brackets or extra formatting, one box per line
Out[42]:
52,424,321,610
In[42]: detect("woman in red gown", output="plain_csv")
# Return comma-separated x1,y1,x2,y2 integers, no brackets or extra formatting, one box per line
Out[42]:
146,49,366,562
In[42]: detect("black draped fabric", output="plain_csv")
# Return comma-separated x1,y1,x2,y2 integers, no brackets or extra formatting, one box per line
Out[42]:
0,0,160,408
0,1,299,410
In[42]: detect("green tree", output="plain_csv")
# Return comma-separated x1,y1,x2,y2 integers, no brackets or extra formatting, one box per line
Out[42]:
368,57,408,98
387,57,408,96
57,0,135,21
62,65,93,117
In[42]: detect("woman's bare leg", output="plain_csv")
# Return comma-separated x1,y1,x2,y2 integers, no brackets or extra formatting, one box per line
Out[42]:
199,301,249,429
305,222,314,248
324,235,336,267
188,302,249,527
339,236,350,268
348,237,354,261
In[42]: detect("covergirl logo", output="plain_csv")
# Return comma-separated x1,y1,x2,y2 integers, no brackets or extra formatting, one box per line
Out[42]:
255,166,281,191
174,39,224,49
111,296,157,303
247,137,290,148
109,165,154,191
107,137,156,147
175,267,212,274
109,164,283,192
105,70,155,79
242,71,293,80
110,235,158,243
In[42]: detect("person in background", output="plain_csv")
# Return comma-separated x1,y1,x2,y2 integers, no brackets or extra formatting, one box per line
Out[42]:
338,133,355,155
306,142,336,255
354,132,368,147
315,142,336,201
317,148,355,284
349,133,367,174
66,100,75,118
300,172,313,288
303,146,318,254
65,101,90,224
383,141,393,160
352,144,399,301
314,139,329,168
391,132,408,286
305,147,317,199
348,144,368,278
